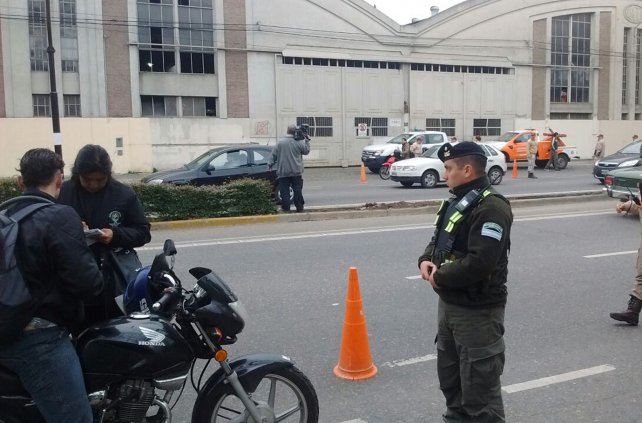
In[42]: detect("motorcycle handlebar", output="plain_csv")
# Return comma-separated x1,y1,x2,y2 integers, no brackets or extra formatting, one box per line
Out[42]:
152,288,178,312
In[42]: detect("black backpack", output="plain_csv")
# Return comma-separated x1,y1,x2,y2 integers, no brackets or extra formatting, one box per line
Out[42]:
0,196,54,342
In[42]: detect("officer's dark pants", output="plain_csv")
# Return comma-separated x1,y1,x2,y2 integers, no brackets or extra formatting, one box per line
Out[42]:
437,299,505,422
545,149,559,170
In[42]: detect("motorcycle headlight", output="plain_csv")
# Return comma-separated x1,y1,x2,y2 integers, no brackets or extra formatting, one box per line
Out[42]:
147,178,164,185
619,159,640,167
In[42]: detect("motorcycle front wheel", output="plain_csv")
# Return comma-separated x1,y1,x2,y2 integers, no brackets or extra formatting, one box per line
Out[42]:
196,366,319,423
379,166,391,180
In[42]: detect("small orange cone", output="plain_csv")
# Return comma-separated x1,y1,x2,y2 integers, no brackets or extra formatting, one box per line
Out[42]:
333,267,378,381
512,160,518,179
360,162,367,184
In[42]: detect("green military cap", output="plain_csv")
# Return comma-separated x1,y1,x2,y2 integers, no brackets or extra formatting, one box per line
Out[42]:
437,141,487,162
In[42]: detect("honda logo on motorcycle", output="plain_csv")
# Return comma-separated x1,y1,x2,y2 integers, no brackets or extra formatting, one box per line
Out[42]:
139,327,166,346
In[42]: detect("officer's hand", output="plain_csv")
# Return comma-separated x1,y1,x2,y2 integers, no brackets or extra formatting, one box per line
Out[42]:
420,261,438,288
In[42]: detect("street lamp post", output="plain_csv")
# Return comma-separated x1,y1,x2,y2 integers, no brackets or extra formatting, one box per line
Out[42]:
45,0,62,158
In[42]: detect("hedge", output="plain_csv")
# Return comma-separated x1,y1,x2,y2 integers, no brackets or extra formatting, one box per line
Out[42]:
0,177,277,221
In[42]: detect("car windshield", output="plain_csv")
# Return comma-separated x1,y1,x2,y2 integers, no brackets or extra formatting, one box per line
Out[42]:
618,140,642,154
386,133,414,144
422,145,441,158
183,149,220,169
498,132,517,142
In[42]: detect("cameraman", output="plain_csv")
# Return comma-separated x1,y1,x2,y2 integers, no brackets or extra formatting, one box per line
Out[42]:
269,124,311,212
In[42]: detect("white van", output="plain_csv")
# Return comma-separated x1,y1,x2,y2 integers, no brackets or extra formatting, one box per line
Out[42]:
361,131,449,172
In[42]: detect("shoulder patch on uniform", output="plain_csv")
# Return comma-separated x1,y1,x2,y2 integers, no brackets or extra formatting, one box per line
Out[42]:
481,222,503,241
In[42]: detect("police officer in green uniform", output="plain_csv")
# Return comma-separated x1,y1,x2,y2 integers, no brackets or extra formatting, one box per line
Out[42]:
418,142,513,422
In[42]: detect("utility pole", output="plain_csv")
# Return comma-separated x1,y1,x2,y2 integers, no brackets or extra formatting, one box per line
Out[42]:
45,0,62,158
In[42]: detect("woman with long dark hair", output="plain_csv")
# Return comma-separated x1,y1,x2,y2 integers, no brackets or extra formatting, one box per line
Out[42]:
58,144,151,327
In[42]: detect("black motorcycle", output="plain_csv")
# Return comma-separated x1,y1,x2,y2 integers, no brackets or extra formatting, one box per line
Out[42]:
0,240,319,423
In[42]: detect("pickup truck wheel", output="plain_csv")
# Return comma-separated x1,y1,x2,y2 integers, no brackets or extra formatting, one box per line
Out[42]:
556,154,569,169
488,166,504,185
401,181,414,188
421,170,439,188
535,159,548,168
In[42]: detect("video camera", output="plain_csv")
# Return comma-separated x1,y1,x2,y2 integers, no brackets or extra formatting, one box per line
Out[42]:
294,124,310,141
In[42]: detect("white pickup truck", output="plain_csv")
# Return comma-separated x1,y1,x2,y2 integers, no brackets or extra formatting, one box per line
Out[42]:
361,131,449,173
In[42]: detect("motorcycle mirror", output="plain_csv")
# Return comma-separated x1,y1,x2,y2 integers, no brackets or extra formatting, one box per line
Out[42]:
189,266,212,280
163,239,177,256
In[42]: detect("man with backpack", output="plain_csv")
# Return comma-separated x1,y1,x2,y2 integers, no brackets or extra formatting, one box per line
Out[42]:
0,148,104,422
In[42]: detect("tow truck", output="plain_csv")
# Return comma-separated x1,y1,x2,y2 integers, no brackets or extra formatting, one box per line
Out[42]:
484,129,579,169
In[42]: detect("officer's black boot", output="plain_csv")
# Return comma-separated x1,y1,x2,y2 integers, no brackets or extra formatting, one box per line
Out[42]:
610,296,642,325
528,172,537,179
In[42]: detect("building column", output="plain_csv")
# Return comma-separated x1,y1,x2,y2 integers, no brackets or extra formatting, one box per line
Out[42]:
0,14,5,117
223,0,249,118
597,11,612,120
102,0,132,117
531,19,547,120
627,29,637,120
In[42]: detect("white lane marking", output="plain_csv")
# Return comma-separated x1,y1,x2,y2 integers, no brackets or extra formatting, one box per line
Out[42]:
584,250,637,258
339,420,367,423
139,224,434,251
405,275,423,280
142,209,612,251
502,364,615,394
381,354,437,368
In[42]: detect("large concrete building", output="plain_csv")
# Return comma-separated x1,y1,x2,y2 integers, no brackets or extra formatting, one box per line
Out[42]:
1,0,641,175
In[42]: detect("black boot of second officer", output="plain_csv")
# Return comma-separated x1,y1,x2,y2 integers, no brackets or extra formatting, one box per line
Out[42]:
610,296,642,325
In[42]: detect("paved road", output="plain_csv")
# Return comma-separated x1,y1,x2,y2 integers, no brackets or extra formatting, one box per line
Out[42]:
136,197,640,422
299,160,602,208
119,159,604,210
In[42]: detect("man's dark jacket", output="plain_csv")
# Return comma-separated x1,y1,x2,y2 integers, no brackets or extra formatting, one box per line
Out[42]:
418,176,513,308
12,190,104,330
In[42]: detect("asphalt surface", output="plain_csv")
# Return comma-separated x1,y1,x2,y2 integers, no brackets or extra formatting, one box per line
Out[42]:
135,197,641,423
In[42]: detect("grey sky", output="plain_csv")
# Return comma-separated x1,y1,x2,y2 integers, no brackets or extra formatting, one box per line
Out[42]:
363,0,466,24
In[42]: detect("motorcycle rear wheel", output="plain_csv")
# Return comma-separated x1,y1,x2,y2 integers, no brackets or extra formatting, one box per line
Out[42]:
379,166,391,180
196,366,319,423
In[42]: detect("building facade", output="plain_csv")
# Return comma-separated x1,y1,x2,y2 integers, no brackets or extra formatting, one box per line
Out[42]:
1,0,641,175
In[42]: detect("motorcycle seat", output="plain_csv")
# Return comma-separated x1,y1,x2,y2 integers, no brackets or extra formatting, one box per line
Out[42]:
0,364,30,396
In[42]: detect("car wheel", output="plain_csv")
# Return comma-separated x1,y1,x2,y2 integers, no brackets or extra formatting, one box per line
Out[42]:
556,154,569,169
488,166,504,185
275,185,294,204
535,159,547,169
420,170,438,188
400,181,414,188
368,167,379,174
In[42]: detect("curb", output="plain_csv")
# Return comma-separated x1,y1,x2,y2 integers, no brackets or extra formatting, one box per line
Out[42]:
150,190,606,230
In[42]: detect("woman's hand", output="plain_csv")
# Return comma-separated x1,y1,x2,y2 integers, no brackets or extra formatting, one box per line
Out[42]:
95,228,114,245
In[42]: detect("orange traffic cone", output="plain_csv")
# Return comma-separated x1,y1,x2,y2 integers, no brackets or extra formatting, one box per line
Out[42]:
360,162,367,184
333,267,378,381
512,160,518,179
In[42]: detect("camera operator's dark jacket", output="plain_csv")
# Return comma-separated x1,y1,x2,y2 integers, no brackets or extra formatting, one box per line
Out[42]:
418,176,513,308
12,190,104,331
268,134,311,178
